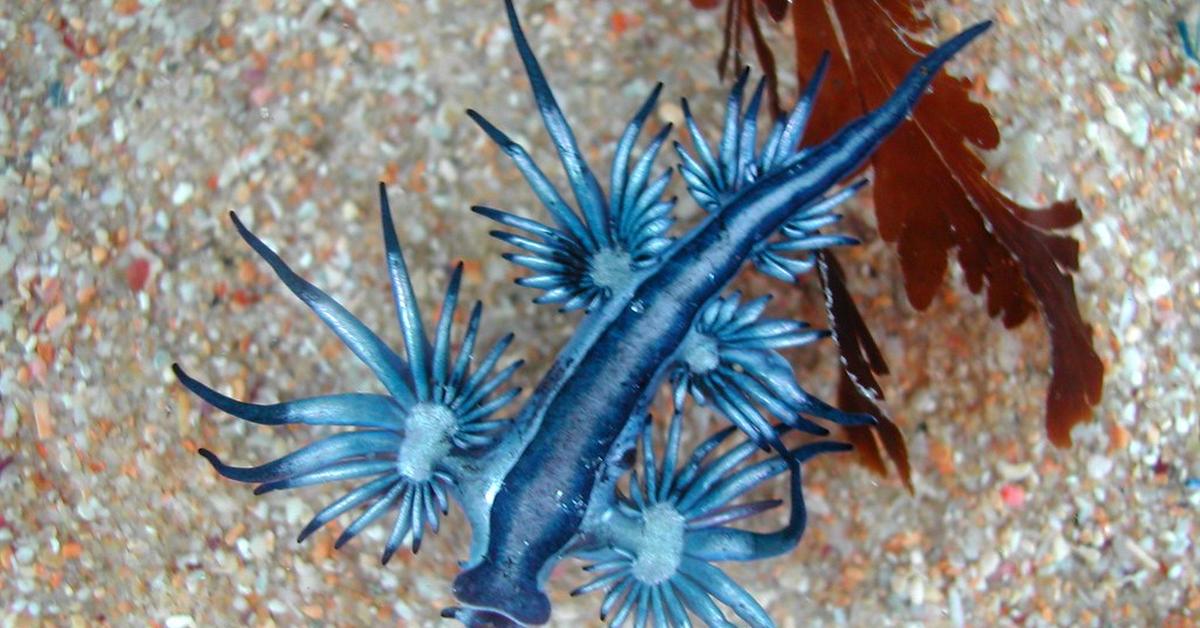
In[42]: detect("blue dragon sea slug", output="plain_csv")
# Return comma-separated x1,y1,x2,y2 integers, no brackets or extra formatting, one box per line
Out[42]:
174,2,991,625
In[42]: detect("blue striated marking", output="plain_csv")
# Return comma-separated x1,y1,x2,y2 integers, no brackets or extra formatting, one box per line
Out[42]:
1181,19,1199,62
48,80,67,108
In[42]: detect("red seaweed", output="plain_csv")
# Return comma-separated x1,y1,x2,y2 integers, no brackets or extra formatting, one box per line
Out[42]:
694,0,1104,477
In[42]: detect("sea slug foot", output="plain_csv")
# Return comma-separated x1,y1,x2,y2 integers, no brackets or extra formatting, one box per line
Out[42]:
453,560,551,625
441,606,524,628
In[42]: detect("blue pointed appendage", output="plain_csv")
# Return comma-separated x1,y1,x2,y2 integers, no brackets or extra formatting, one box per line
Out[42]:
1181,18,1199,63
672,292,873,453
468,16,675,311
676,60,865,284
175,183,522,564
570,413,851,627
176,1,992,625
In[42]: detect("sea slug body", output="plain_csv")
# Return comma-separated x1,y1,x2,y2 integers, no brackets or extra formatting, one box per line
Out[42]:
175,2,991,626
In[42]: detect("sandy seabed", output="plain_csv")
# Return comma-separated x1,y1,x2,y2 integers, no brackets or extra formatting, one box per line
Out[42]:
2,1,1197,626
